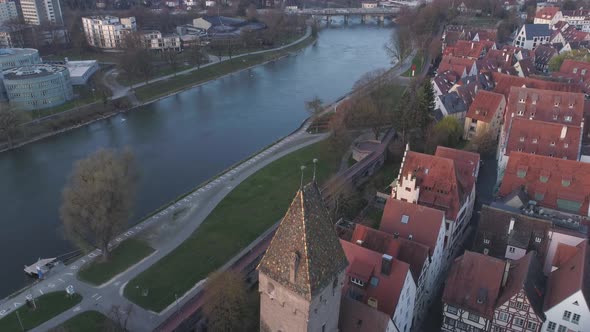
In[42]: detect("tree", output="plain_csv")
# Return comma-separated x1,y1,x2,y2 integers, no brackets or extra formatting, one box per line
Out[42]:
348,96,386,139
136,50,154,83
430,116,463,149
326,111,351,154
467,129,497,156
60,148,137,261
305,97,323,119
548,49,590,71
0,107,30,147
415,79,435,131
163,49,180,76
385,25,413,66
188,44,206,69
202,271,255,332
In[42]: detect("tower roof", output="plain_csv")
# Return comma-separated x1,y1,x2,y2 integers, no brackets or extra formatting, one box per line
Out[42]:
258,182,348,300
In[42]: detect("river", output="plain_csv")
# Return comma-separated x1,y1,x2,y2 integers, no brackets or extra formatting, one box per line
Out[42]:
0,23,393,297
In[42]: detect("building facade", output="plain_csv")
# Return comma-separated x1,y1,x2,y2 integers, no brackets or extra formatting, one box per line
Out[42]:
513,24,551,50
463,90,506,141
0,0,18,25
19,0,63,25
0,48,40,70
82,16,137,49
142,30,181,51
3,64,73,111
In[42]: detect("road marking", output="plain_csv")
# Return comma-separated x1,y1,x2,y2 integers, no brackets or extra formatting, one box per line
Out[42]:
91,293,99,298
65,273,74,276
73,306,81,312
113,281,121,287
95,296,102,301
58,278,65,283
39,290,43,295
13,302,21,308
48,283,56,288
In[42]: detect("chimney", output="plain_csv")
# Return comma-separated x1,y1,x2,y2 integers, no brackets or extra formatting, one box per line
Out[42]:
367,297,378,309
502,261,511,287
409,234,414,240
561,125,568,139
471,42,474,49
393,232,399,239
508,217,515,234
505,53,509,63
356,240,364,246
381,254,393,276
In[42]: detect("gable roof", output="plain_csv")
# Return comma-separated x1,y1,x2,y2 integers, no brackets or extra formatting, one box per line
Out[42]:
544,240,590,311
350,224,429,283
473,205,552,259
523,24,551,39
553,242,579,268
340,239,411,316
438,55,476,76
558,59,590,82
534,45,558,67
396,147,479,221
443,251,506,319
498,152,590,216
443,40,489,59
535,7,560,20
339,297,394,332
496,252,546,319
492,72,581,100
257,182,348,300
466,91,505,123
503,117,582,161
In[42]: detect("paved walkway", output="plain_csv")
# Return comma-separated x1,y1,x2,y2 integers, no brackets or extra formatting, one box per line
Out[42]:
101,27,312,101
0,116,327,331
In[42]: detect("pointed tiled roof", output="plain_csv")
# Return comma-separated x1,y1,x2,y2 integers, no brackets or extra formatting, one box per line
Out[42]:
257,182,348,300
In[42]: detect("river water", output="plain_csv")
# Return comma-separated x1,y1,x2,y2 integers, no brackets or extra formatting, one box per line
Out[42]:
0,24,393,297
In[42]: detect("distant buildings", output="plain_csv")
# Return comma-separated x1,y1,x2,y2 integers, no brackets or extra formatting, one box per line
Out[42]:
82,16,137,49
19,0,63,25
0,0,18,25
3,64,73,111
142,30,181,51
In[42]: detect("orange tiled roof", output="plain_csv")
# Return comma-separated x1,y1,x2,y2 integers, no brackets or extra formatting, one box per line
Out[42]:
492,72,581,100
466,90,505,123
443,40,489,59
535,6,560,20
437,55,476,76
498,152,590,215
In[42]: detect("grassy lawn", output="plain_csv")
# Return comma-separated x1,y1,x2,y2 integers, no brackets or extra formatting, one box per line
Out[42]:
124,139,342,312
0,292,82,331
402,53,425,77
450,15,500,28
78,238,154,286
134,34,316,103
50,311,113,332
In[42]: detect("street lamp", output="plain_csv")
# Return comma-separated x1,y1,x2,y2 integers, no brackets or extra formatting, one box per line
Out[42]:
300,165,306,189
313,158,318,181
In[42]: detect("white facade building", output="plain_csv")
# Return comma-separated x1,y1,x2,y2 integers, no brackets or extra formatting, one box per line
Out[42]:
19,0,63,25
142,30,181,51
513,24,551,50
82,16,137,49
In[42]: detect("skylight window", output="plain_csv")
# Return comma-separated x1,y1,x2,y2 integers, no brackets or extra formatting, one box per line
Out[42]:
401,215,409,224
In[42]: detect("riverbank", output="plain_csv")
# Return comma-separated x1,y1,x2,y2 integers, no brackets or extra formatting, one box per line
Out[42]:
0,30,316,154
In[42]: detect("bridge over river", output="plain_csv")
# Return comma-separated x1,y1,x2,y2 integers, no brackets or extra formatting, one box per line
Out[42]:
287,7,400,23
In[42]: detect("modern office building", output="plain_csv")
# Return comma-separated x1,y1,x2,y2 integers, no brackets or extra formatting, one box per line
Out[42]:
0,0,18,25
19,0,63,25
82,16,136,49
0,48,40,70
3,64,73,111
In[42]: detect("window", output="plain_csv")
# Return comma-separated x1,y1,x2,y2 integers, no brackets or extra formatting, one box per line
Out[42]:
558,325,567,332
369,276,379,287
565,115,573,122
550,141,556,146
493,326,505,332
564,143,569,148
572,313,580,324
515,301,524,309
527,321,537,331
540,175,549,183
561,179,571,187
558,198,582,212
535,236,542,243
509,247,516,253
468,312,479,322
498,311,510,322
532,138,538,144
519,136,525,142
447,305,458,315
484,238,490,244
563,310,572,321
514,317,525,327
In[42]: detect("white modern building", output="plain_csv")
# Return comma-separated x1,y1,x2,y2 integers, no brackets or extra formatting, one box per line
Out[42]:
142,30,181,51
513,24,551,50
0,0,18,25
19,0,63,25
82,16,137,49
64,59,98,85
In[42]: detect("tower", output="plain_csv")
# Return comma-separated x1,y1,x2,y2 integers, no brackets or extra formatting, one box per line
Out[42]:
258,182,348,332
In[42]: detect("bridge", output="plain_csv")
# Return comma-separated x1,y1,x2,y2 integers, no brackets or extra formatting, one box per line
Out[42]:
290,7,401,15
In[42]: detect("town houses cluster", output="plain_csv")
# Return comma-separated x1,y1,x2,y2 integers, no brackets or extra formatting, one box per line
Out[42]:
256,5,590,332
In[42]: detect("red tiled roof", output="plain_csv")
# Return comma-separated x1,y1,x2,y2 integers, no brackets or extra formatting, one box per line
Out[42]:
340,239,411,316
466,90,505,123
503,118,581,160
350,224,429,283
498,152,590,215
443,40,489,59
544,240,590,310
552,242,579,268
492,72,581,100
396,147,479,221
438,55,476,76
339,297,393,332
535,6,560,20
558,59,590,82
380,198,444,254
443,251,505,319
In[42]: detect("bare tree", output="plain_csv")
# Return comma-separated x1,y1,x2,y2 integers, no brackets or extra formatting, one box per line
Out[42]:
384,25,413,66
467,129,498,156
106,304,134,331
60,148,138,261
353,68,388,90
0,107,30,147
163,49,180,76
305,97,323,118
202,271,255,332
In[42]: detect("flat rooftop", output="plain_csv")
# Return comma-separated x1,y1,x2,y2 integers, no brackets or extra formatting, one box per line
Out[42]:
3,64,68,80
64,60,97,78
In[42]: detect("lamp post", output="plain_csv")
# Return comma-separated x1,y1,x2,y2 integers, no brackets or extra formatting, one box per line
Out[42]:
300,165,306,189
313,158,318,181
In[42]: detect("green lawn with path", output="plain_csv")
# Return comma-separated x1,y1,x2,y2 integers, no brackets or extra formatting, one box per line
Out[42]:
402,53,425,77
78,238,154,286
124,139,341,311
0,291,82,331
50,311,113,332
134,34,316,103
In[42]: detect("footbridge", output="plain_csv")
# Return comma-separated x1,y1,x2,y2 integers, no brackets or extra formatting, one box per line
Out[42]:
287,7,400,23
